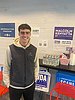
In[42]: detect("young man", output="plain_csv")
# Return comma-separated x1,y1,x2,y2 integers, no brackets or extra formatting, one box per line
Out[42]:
3,24,39,100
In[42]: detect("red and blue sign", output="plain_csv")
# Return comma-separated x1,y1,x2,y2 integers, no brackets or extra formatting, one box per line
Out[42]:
56,71,75,86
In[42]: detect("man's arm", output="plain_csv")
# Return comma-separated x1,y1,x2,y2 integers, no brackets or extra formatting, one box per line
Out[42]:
3,46,11,87
34,49,39,81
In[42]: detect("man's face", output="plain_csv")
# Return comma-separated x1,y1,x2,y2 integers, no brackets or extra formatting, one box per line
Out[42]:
19,29,31,46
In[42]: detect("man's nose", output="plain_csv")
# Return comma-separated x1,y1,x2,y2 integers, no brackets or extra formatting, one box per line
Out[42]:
23,33,27,36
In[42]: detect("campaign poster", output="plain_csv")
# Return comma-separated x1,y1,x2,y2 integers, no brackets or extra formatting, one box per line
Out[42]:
54,27,74,40
0,23,15,37
35,71,51,92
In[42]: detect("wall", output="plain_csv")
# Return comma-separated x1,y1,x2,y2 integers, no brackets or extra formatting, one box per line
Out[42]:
0,0,75,64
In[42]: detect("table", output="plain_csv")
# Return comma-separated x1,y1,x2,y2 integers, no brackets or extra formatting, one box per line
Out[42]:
39,59,75,73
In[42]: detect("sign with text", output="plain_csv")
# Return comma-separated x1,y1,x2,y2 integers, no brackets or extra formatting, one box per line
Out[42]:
35,71,51,92
0,23,15,37
54,27,74,40
56,71,75,86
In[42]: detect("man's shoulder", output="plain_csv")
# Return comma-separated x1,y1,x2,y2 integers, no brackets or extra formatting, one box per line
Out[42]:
9,44,14,47
9,44,16,49
30,44,37,49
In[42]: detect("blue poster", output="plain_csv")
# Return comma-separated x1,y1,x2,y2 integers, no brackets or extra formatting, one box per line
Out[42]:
36,74,48,88
56,71,75,86
0,23,15,37
54,27,74,40
35,71,51,92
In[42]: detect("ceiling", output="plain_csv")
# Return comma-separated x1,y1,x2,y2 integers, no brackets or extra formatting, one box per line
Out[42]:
0,0,75,15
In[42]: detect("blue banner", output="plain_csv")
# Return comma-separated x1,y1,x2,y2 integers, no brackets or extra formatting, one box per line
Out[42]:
0,23,15,37
36,74,48,88
56,71,75,86
54,27,74,40
35,71,51,92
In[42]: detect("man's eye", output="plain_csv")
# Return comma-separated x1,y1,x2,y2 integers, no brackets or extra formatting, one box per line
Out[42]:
26,32,30,34
21,32,25,34
20,32,30,34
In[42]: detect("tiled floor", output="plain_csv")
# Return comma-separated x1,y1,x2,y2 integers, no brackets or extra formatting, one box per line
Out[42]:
0,93,9,100
45,95,61,100
0,92,74,100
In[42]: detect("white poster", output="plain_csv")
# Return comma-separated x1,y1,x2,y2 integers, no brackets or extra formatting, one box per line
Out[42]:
32,28,40,37
53,26,74,53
